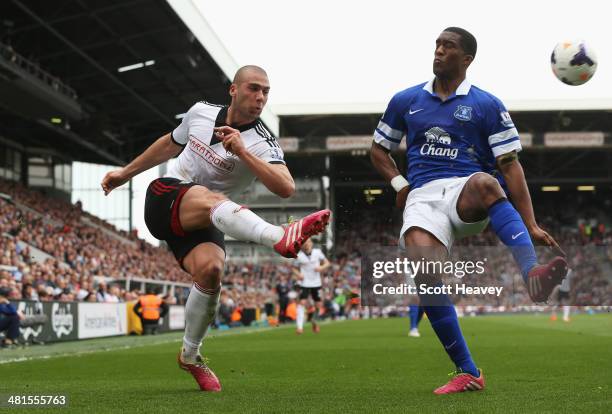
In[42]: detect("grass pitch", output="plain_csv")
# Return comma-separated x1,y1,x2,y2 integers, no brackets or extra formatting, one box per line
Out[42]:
1,314,611,413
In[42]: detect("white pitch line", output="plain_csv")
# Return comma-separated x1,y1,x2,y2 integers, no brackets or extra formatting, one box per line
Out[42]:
0,325,289,365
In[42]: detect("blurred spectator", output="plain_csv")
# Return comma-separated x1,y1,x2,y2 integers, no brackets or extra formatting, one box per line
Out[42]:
0,176,609,325
0,287,24,347
133,287,168,335
275,274,291,323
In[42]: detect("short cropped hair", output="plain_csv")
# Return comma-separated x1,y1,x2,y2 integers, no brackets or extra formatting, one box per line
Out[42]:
233,65,268,84
443,27,477,59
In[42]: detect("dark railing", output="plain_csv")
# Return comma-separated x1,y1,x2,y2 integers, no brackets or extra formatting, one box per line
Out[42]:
0,42,78,100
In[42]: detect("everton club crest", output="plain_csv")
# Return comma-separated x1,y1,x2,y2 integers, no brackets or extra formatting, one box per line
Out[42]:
454,105,472,122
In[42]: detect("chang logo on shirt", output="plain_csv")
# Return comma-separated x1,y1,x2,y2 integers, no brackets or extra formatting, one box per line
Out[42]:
421,127,458,159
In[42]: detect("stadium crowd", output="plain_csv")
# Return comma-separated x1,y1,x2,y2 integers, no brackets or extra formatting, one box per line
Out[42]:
1,177,610,329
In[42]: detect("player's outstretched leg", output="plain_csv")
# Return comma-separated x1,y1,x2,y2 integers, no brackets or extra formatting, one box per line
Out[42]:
488,201,567,302
179,186,331,259
210,203,331,259
459,173,567,302
271,210,331,258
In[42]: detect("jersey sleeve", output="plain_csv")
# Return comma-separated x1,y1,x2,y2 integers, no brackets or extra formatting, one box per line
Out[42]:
250,138,286,165
171,104,197,145
373,93,407,150
482,97,522,157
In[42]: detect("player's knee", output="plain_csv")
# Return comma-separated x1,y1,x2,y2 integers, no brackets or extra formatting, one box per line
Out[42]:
206,191,227,206
471,173,503,198
192,260,224,287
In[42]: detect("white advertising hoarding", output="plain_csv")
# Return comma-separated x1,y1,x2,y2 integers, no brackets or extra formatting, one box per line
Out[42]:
78,303,128,339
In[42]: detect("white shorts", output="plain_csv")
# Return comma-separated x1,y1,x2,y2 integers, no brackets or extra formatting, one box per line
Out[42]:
399,173,489,251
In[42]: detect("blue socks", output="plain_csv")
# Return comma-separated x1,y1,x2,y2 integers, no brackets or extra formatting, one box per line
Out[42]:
488,198,537,282
420,287,479,377
409,198,536,377
409,305,424,330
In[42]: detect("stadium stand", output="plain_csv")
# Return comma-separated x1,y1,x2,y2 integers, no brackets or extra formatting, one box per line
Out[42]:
2,174,609,331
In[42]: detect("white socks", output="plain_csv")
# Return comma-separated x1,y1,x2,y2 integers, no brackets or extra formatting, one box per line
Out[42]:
182,283,220,362
296,304,305,330
563,305,571,321
210,200,284,247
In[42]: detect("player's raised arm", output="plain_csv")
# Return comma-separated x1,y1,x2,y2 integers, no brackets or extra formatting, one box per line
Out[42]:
101,132,183,195
215,125,295,198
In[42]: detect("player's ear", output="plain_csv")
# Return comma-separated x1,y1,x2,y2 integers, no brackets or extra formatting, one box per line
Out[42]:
229,83,237,98
462,54,472,66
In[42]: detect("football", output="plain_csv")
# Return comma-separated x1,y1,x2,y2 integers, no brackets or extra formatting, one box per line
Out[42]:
551,41,598,85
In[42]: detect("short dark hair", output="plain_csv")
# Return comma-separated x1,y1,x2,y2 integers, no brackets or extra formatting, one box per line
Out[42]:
443,27,477,59
233,65,268,84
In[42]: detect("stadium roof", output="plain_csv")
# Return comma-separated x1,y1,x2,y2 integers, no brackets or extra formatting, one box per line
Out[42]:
1,0,610,168
0,0,276,165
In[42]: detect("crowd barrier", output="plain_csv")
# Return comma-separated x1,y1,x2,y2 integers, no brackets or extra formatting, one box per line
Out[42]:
8,300,185,344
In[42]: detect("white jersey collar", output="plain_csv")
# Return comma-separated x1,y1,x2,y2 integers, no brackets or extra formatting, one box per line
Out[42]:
423,78,472,96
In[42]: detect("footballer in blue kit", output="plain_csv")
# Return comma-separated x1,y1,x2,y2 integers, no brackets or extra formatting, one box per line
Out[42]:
370,27,568,394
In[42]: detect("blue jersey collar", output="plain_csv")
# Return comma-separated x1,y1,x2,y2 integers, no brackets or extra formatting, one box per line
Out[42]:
423,78,472,97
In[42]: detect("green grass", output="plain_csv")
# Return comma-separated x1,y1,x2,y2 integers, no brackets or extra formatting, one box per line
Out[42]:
1,314,611,413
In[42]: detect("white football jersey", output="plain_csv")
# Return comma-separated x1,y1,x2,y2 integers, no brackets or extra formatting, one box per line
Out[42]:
296,248,327,288
166,101,285,198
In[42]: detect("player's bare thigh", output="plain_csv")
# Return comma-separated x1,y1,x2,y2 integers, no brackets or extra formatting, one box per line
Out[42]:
182,242,225,290
403,227,447,253
403,227,447,284
455,172,506,223
179,185,227,232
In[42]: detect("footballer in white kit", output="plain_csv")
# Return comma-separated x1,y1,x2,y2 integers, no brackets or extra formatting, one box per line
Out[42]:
293,239,330,334
167,101,286,199
101,65,331,392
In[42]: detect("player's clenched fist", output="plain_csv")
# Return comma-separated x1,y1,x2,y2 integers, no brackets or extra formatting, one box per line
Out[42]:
101,169,128,195
214,126,246,157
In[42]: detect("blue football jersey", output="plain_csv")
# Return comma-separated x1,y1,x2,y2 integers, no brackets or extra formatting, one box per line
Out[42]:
373,79,522,190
